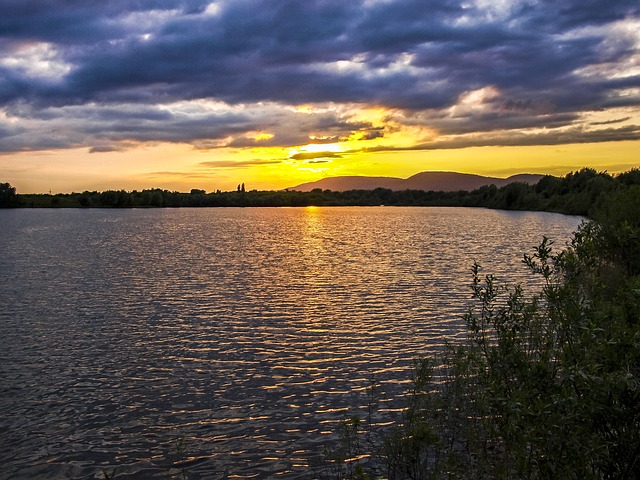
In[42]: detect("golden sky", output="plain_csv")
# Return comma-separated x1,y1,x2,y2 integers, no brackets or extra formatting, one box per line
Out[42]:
1,1,638,193
3,139,638,194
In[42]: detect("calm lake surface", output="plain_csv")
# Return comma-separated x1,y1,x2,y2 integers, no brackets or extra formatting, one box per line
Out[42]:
0,207,582,479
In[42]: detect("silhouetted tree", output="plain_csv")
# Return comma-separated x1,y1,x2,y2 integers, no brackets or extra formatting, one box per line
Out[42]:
616,168,640,187
0,182,19,207
535,175,562,198
78,192,91,207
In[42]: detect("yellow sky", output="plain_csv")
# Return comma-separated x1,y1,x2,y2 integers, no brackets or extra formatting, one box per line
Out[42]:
2,139,638,194
3,95,639,194
1,4,639,194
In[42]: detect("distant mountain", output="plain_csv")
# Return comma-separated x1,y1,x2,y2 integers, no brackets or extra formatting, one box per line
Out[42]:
287,172,544,192
288,175,407,191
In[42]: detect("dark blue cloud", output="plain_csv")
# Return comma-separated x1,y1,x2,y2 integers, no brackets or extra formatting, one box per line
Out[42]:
0,0,638,151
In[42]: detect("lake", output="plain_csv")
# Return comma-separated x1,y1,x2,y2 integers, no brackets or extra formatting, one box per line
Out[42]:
0,207,582,479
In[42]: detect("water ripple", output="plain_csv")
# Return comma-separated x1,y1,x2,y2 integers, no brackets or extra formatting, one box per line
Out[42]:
0,207,582,479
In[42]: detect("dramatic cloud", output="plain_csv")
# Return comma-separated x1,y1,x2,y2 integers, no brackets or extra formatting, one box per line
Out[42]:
1,0,639,155
290,152,343,161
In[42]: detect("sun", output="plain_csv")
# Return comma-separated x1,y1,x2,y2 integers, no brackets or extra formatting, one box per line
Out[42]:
297,143,344,154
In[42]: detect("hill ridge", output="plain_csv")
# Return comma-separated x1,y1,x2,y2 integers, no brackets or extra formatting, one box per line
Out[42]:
288,171,543,192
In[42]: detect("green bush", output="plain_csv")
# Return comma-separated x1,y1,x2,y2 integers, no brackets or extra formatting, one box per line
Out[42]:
349,189,640,479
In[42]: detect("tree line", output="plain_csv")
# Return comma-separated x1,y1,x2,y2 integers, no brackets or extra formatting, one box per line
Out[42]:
2,168,639,216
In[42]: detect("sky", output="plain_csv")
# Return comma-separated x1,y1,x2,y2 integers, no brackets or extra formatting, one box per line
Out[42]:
1,0,639,193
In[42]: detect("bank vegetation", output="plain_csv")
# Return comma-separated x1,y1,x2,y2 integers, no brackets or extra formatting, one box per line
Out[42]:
2,168,639,218
325,180,640,479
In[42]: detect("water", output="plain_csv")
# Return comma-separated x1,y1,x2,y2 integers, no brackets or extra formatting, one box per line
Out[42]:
0,207,582,479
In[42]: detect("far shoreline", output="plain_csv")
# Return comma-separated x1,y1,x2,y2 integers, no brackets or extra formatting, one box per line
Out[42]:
2,167,638,218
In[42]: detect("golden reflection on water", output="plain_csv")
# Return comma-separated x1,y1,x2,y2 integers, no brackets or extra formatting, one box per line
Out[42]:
301,205,325,264
0,207,583,480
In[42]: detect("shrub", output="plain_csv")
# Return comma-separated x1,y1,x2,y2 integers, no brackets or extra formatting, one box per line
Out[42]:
356,190,640,479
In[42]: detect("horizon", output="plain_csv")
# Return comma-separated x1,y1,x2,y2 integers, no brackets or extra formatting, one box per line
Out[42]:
1,1,639,194
12,168,624,195
6,157,638,195
10,170,573,195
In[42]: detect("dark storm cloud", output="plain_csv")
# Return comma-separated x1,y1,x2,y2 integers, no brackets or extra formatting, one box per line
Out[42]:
0,0,638,151
290,152,343,161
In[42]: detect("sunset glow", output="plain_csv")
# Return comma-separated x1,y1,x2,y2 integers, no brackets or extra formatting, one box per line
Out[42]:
1,1,638,193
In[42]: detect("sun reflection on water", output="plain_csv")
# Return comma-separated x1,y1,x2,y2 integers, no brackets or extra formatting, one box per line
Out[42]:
0,206,582,479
